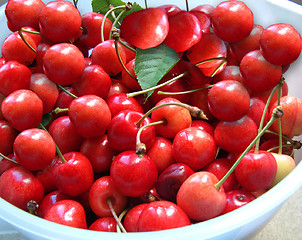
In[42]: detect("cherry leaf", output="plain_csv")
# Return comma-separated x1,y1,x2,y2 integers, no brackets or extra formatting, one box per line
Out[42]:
37,113,53,129
91,0,143,22
135,44,180,98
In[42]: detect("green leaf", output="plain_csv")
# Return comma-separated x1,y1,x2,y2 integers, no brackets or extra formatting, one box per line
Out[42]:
37,113,53,129
91,0,143,22
134,44,180,98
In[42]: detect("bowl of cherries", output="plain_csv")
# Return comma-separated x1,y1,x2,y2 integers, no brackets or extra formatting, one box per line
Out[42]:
1,0,302,239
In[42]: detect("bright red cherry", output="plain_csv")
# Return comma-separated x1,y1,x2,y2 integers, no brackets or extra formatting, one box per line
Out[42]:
123,203,148,232
137,200,191,232
0,120,18,156
110,150,158,197
120,8,169,49
88,217,117,232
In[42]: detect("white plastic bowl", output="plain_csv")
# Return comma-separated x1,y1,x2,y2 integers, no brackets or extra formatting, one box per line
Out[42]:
1,0,302,239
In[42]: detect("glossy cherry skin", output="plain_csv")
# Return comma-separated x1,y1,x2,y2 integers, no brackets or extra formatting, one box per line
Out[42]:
235,150,277,192
80,134,115,173
203,158,240,192
214,115,258,153
189,10,211,33
52,152,94,196
1,89,43,131
88,217,117,232
48,116,84,154
91,40,126,76
230,24,264,62
208,80,250,122
211,0,254,43
13,128,56,171
177,171,226,221
120,8,169,49
0,153,18,176
123,203,148,232
88,176,128,217
157,4,181,16
39,0,81,43
246,97,269,128
44,199,87,229
151,98,192,139
68,95,111,139
191,120,214,137
137,200,191,232
43,43,85,86
260,23,302,65
5,0,45,31
222,189,256,214
163,11,202,52
155,163,194,202
0,61,31,96
190,4,214,18
30,73,59,114
240,50,282,92
270,96,302,136
173,127,217,171
0,166,44,211
0,120,18,156
107,110,155,153
212,65,242,84
120,59,141,91
54,87,78,116
1,31,37,66
106,93,144,117
107,79,130,99
146,137,174,174
78,12,113,48
71,64,111,99
186,32,227,77
110,151,158,197
38,190,73,218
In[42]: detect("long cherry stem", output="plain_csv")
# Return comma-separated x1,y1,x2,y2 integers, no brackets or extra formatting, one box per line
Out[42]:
0,153,18,164
18,29,36,53
158,84,213,96
57,85,78,99
106,198,127,233
215,106,283,190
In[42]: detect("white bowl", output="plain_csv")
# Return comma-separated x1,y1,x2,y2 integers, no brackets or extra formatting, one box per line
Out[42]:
1,0,302,239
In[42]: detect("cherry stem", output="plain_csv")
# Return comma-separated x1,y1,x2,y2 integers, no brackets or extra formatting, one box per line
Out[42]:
18,29,36,53
109,8,127,40
145,0,148,8
186,0,189,11
277,83,283,155
72,0,78,8
158,84,213,96
117,38,136,52
57,85,78,99
135,102,207,128
0,152,18,164
136,120,166,156
210,58,227,77
19,27,40,35
266,144,293,153
215,106,283,190
53,107,69,115
126,71,189,98
117,208,129,233
254,78,284,153
101,5,127,42
106,198,127,233
113,31,136,79
265,130,297,145
39,123,67,163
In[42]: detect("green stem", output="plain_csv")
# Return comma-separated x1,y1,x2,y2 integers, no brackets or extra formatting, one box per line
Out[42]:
18,29,36,53
126,71,189,98
157,84,213,96
106,198,127,233
109,9,127,40
117,208,129,233
210,58,227,77
267,144,293,153
215,106,283,190
0,153,18,164
53,107,69,115
195,57,227,67
57,85,78,99
264,130,295,144
39,123,67,163
277,83,283,154
117,38,136,52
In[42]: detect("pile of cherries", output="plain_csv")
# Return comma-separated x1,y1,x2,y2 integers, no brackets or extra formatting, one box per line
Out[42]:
1,0,302,233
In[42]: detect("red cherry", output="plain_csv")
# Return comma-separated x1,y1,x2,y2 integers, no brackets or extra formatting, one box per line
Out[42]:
163,11,202,52
0,61,31,96
13,128,56,171
212,65,242,84
43,43,85,86
190,4,215,18
68,95,111,139
191,120,214,137
110,150,158,197
44,199,87,229
157,4,181,17
48,116,84,154
39,0,81,43
80,134,115,173
235,150,277,192
137,200,191,232
123,203,148,232
88,217,117,232
120,8,169,49
120,59,141,91
246,97,269,128
88,176,128,217
177,171,226,221
222,189,256,214
0,153,18,176
52,152,94,196
260,23,302,65
1,89,43,131
5,0,45,32
0,166,44,211
0,120,18,156
211,0,254,43
107,79,130,99
54,87,78,116
173,127,217,171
